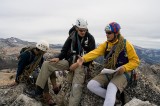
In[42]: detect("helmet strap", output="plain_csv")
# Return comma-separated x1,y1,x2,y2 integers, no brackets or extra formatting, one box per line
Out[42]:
110,33,118,42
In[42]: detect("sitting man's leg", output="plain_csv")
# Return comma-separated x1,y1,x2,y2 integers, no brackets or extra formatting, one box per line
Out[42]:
103,82,118,106
87,74,109,98
43,82,56,105
50,72,61,95
104,73,128,106
68,66,85,106
36,60,69,90
26,60,69,99
87,80,106,98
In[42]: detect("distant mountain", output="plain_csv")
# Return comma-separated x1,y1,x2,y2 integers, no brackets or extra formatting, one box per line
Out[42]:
0,37,62,49
0,37,160,65
134,46,160,64
0,37,35,47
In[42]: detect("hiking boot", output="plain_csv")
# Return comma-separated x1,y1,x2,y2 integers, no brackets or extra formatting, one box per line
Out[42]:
24,87,43,101
52,84,61,95
115,99,122,106
43,93,57,106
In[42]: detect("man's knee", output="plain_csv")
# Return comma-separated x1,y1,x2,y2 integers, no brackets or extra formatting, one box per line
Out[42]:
72,83,83,90
87,80,101,91
87,80,93,90
43,61,49,67
70,84,83,101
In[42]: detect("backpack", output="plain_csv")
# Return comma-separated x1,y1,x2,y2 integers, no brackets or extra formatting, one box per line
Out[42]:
17,46,41,85
20,46,31,54
17,46,35,61
69,25,76,36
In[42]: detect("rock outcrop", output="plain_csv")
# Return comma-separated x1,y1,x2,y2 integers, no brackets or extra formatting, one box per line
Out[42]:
59,62,159,106
0,62,159,106
124,98,156,106
0,37,160,106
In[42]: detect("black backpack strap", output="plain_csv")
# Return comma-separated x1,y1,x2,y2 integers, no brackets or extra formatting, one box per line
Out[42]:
124,39,126,45
104,42,108,58
76,33,83,55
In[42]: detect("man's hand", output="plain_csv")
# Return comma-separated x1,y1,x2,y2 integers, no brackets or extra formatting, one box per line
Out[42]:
114,66,126,76
77,55,84,66
69,63,79,71
49,58,59,63
69,55,84,71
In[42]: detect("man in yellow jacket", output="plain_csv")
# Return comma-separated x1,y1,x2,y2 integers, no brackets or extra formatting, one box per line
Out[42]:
70,22,140,106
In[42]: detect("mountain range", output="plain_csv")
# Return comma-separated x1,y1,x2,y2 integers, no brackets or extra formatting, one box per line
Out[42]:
0,37,160,106
0,37,160,66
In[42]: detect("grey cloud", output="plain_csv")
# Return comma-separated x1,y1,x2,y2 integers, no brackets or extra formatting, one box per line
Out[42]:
31,29,68,36
0,0,160,49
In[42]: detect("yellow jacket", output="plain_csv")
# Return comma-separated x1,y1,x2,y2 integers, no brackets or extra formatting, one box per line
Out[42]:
83,39,140,72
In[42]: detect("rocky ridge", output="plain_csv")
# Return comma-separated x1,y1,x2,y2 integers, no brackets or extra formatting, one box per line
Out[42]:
0,61,159,106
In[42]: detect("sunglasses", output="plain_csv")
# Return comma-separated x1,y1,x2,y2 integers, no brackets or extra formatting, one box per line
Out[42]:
78,29,87,32
105,31,113,35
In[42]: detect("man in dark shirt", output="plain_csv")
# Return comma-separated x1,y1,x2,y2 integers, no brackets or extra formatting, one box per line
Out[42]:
26,18,96,106
12,40,49,85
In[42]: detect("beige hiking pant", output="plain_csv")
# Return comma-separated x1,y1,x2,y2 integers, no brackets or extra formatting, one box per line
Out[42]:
36,60,86,106
36,60,69,89
68,66,85,106
93,72,131,93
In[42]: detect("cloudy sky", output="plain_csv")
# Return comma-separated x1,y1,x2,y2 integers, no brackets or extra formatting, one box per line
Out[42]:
0,0,160,49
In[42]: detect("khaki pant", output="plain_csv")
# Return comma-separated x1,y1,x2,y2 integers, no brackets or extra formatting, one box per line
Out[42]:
93,72,131,93
68,66,85,106
36,60,69,89
36,60,86,106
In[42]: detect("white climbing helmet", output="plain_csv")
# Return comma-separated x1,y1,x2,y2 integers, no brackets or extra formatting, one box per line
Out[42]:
76,18,88,29
36,40,49,52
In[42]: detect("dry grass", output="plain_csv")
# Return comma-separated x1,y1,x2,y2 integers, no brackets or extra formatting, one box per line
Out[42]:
0,71,16,86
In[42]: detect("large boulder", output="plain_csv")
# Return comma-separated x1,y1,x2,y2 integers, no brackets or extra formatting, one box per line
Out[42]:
124,98,156,106
11,94,42,106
